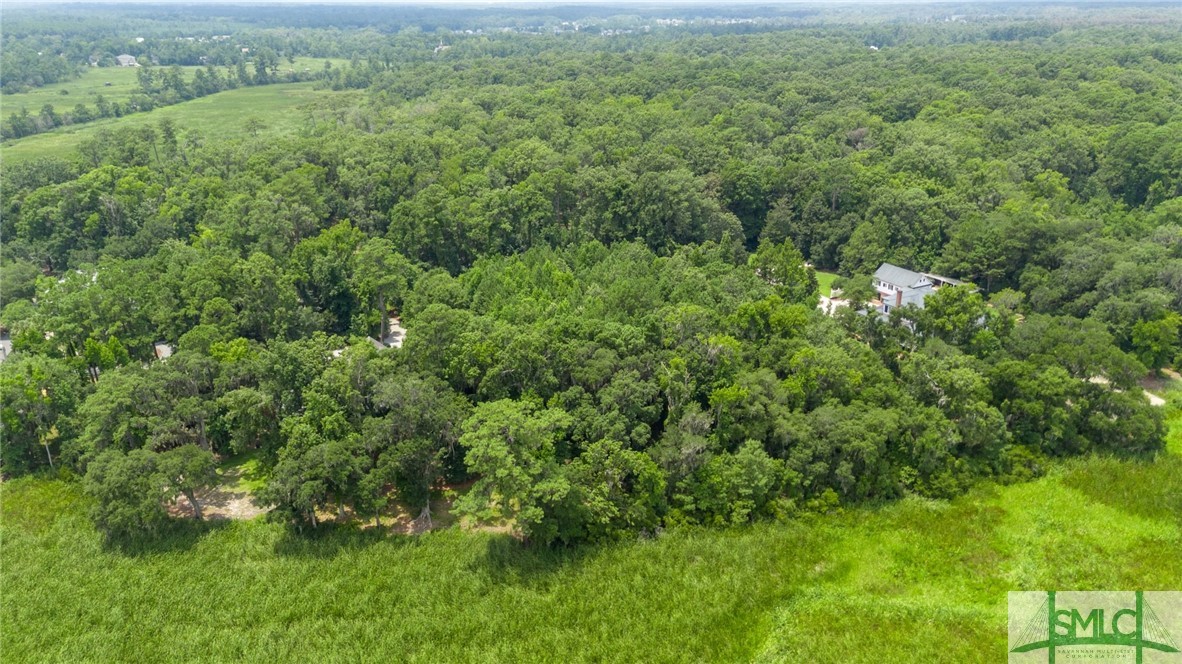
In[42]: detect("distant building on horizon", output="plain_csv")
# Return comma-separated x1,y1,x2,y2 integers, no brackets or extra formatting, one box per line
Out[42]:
115,54,139,67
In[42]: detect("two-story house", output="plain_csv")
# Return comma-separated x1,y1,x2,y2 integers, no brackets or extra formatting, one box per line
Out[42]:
872,263,964,315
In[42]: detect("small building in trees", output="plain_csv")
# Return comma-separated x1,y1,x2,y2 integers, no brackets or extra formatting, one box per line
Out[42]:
870,263,964,315
873,264,932,314
153,341,174,360
115,54,139,67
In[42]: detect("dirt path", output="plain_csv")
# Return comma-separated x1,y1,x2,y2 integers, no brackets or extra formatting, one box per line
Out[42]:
1139,368,1179,407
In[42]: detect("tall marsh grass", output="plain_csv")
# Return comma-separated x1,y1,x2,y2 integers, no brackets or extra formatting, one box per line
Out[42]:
4,416,1179,662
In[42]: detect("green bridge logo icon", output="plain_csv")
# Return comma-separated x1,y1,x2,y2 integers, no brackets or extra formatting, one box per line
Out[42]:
1011,591,1180,663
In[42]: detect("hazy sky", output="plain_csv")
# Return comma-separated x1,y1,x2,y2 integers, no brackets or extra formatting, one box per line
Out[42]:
5,0,943,5
6,0,1126,11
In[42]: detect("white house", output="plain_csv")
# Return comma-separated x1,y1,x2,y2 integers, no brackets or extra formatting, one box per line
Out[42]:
872,263,967,315
115,54,139,67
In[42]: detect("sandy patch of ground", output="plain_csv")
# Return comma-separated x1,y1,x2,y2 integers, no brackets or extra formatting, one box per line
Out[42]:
1140,368,1179,392
1138,368,1179,407
309,480,514,536
1089,374,1172,407
166,467,514,535
818,295,850,316
167,466,270,521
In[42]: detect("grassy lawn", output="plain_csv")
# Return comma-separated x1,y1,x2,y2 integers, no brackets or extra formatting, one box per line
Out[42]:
217,451,268,494
815,270,840,297
0,58,346,123
3,413,1178,662
0,82,359,163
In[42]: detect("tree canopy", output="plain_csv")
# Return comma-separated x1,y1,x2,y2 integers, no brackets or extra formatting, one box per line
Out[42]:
1,3,1177,544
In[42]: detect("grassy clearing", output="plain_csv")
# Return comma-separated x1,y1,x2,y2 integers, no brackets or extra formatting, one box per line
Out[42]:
3,417,1179,662
0,83,358,163
2,66,196,120
815,270,839,296
217,451,268,494
0,58,346,123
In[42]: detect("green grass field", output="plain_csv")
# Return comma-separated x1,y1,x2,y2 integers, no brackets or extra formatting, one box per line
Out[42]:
0,82,359,163
815,270,840,297
3,415,1178,662
0,58,346,123
218,451,268,494
2,66,200,121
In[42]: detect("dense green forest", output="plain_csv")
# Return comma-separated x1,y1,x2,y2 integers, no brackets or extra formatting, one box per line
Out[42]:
1,3,1180,552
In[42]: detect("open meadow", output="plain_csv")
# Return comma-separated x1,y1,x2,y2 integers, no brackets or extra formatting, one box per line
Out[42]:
0,57,345,123
0,82,358,163
3,414,1178,663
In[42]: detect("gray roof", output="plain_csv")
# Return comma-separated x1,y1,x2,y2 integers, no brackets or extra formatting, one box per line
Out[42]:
921,272,964,286
874,263,928,289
